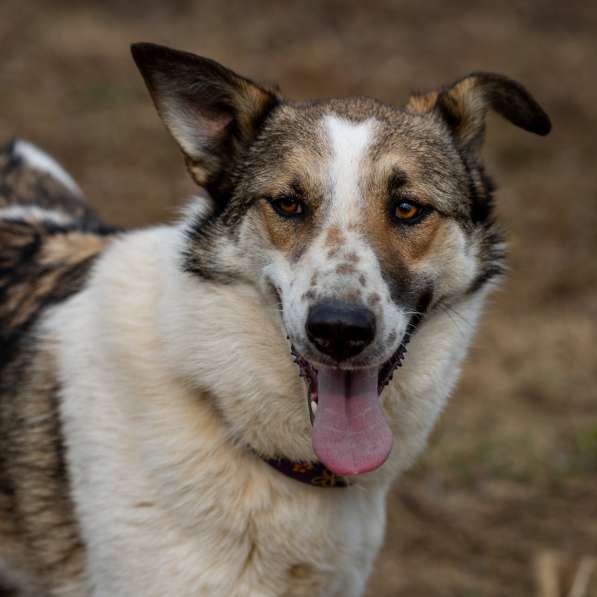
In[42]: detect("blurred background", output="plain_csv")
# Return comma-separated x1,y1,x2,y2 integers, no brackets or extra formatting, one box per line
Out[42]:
1,1,595,595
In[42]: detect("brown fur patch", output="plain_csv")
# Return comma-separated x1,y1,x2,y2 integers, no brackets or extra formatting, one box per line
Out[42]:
41,232,110,266
258,200,317,261
0,221,112,342
406,90,440,114
362,193,444,291
325,226,345,249
335,263,355,275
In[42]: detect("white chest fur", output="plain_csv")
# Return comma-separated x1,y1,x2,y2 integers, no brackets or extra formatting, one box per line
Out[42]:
49,226,484,596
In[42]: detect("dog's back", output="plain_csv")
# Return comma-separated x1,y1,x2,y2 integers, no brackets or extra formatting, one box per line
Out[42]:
0,140,114,595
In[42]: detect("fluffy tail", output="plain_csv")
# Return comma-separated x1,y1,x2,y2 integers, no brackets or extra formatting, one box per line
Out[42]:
0,138,104,230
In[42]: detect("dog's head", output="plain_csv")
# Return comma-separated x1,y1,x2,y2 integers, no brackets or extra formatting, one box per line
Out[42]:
132,43,550,476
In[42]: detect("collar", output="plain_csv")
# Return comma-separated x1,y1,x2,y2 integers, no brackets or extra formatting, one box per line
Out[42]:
264,457,350,488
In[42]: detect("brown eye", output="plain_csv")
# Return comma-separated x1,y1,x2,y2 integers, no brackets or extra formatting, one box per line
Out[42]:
270,195,305,218
391,199,428,225
395,201,419,220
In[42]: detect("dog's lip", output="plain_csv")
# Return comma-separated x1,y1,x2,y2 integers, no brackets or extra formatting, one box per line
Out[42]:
291,337,410,407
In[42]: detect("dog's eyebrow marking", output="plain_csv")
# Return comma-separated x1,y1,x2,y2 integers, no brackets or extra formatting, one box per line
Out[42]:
387,168,409,193
324,115,376,222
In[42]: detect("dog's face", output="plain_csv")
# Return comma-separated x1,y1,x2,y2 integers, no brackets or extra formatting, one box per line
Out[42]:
133,43,550,476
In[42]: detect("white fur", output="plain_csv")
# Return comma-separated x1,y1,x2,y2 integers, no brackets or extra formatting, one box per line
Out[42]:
325,115,374,221
178,192,216,224
13,140,81,195
0,205,73,227
45,214,485,596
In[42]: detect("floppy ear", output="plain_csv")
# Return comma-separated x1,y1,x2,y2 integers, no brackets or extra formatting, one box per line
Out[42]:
407,72,551,155
131,42,279,193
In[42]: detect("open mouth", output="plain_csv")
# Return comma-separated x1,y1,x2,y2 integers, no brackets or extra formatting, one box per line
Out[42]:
291,313,422,477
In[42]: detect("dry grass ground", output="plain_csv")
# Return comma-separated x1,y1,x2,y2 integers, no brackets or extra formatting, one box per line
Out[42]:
1,1,595,595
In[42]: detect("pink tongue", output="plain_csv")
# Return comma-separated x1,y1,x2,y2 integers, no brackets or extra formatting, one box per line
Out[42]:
312,368,393,476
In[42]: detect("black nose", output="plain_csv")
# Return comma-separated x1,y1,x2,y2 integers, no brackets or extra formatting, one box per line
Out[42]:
306,300,376,362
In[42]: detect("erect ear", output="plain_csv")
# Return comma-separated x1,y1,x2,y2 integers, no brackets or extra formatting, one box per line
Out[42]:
131,42,279,192
407,72,551,155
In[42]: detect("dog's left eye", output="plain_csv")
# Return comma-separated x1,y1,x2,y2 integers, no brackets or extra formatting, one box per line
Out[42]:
270,196,305,218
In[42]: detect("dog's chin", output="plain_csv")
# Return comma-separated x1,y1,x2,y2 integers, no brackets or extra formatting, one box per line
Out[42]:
289,338,411,477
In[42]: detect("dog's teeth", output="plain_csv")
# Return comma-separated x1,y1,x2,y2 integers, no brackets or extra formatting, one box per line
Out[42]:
310,400,317,414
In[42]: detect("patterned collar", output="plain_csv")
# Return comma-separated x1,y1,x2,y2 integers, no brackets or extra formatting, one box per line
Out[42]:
264,457,350,488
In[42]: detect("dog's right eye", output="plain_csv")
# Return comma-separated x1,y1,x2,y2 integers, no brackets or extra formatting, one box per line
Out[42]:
269,196,306,219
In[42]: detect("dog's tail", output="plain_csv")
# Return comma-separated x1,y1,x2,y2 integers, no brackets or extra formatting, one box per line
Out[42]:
0,138,107,231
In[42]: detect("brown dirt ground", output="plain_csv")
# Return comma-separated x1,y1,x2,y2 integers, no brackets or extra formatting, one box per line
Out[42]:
1,1,596,595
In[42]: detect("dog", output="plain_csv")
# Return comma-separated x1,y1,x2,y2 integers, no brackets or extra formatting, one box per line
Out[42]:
0,42,550,596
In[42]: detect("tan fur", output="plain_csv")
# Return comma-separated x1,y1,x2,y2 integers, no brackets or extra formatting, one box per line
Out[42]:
40,233,108,266
258,200,316,260
0,219,110,333
405,90,439,113
366,208,443,265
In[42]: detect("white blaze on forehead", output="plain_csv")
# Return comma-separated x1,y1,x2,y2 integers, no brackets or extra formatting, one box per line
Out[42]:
324,115,377,222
